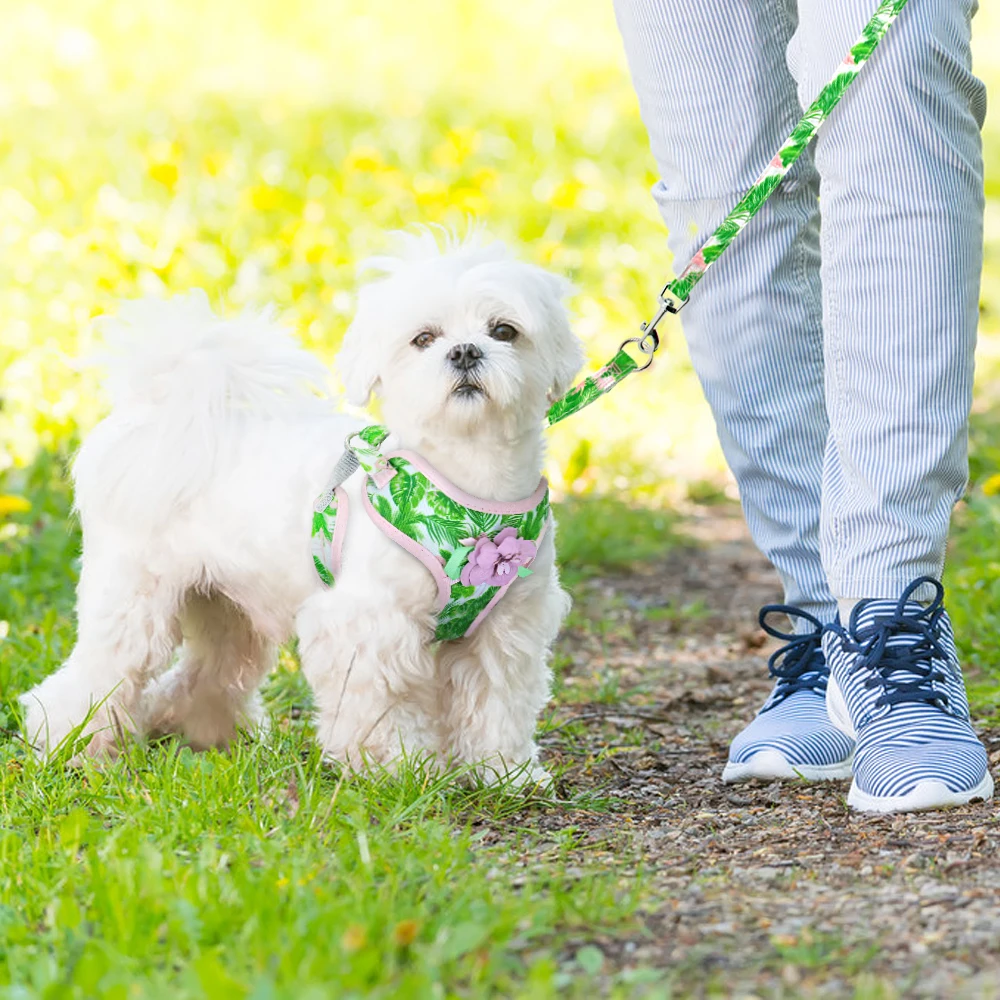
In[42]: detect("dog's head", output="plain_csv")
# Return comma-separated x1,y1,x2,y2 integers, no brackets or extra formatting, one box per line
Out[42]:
337,229,583,440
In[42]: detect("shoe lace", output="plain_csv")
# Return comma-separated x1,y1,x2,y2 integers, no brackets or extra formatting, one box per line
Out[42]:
829,576,950,710
759,605,827,706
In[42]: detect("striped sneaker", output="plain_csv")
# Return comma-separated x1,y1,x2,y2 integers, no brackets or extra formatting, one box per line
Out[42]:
722,606,855,783
822,577,993,814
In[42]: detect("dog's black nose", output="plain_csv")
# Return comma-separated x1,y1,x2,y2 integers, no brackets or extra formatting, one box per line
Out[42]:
447,343,483,371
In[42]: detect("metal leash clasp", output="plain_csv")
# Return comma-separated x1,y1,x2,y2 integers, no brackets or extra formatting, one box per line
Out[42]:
618,290,687,372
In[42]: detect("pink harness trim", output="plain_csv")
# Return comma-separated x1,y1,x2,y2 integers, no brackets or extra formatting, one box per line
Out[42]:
329,486,349,579
387,450,549,514
323,449,549,639
360,486,454,609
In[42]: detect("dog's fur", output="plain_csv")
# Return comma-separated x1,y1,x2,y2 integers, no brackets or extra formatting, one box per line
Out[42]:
21,231,583,783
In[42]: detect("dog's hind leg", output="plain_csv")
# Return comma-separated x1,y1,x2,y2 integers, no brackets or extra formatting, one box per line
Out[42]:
20,549,183,758
140,592,276,750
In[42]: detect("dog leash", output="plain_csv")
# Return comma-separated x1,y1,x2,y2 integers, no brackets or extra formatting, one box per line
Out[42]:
545,0,910,427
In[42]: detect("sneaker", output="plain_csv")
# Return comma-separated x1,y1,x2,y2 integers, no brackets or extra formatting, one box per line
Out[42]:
823,576,993,813
722,605,855,783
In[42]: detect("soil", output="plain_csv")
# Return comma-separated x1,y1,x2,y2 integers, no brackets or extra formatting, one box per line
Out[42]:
532,506,1000,998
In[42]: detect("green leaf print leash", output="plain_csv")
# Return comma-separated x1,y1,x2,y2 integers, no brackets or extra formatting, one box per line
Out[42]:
545,0,910,428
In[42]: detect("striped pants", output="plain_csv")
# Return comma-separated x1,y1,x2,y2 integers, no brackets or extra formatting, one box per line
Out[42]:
614,0,986,624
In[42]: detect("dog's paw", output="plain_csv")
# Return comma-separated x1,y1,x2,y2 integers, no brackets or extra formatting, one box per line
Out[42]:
143,682,268,751
510,763,553,793
466,756,552,792
20,678,84,758
20,675,135,763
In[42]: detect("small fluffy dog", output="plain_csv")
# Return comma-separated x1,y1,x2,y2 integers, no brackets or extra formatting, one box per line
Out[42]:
21,231,584,784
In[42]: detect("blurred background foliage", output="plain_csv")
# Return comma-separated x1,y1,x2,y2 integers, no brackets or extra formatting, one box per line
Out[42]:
0,0,724,501
1,0,999,676
1,0,998,492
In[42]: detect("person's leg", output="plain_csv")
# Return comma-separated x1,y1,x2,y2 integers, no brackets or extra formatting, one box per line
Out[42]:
789,0,986,601
790,0,991,811
613,0,852,781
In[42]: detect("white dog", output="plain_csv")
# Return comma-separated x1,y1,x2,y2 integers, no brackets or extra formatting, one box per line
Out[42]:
21,231,583,783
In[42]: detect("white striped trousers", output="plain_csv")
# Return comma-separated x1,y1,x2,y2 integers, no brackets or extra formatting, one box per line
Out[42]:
614,0,987,624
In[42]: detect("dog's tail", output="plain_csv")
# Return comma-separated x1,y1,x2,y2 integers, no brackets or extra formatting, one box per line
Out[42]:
95,290,329,417
74,291,331,523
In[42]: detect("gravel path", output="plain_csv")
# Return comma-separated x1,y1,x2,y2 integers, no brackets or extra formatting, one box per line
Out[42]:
538,507,1000,998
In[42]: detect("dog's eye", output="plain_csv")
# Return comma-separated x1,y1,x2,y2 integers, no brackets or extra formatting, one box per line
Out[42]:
411,329,438,349
488,322,519,343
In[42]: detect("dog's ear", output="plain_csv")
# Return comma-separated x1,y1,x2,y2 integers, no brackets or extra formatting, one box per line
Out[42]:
536,272,584,401
336,288,382,406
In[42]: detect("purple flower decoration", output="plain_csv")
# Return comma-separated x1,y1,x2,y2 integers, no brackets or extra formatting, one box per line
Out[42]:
460,527,537,588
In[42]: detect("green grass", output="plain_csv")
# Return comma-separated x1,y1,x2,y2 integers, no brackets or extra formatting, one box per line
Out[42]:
554,497,681,588
0,457,672,1000
0,734,650,999
0,728,651,1000
943,408,1000,716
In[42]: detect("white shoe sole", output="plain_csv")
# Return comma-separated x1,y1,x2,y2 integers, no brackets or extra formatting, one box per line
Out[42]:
826,676,995,813
846,772,994,813
722,749,854,784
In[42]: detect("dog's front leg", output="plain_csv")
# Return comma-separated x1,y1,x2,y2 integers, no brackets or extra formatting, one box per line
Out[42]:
439,559,570,788
297,583,441,772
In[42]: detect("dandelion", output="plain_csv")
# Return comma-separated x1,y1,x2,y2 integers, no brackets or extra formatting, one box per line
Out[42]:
392,919,419,947
0,495,31,516
341,925,367,952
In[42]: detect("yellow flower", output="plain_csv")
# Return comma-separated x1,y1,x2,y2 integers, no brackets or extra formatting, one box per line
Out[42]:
249,185,282,211
146,140,181,191
148,162,179,190
344,146,384,172
392,919,419,947
431,128,479,169
202,151,228,177
982,474,1000,496
341,925,367,952
0,495,31,516
550,180,582,210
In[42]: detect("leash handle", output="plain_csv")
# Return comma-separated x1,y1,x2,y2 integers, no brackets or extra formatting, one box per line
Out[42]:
546,0,909,428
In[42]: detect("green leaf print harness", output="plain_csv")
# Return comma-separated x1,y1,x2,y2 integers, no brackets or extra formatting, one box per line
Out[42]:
311,425,550,643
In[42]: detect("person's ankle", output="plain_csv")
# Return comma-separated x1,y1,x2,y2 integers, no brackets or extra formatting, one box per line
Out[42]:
837,598,861,623
837,592,932,624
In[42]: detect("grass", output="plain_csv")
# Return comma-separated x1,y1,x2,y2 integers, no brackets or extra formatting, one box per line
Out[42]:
553,497,681,588
943,408,1000,718
0,731,648,999
0,456,673,999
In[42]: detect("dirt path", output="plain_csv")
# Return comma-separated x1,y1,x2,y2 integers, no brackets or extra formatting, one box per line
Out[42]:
538,507,1000,998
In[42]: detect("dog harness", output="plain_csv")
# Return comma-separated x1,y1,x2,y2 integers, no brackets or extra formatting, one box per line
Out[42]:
311,425,550,642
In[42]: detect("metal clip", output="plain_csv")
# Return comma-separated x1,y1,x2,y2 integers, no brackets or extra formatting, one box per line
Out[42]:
626,290,685,372
657,285,689,315
618,327,660,373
